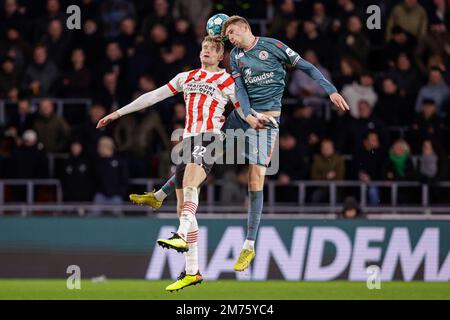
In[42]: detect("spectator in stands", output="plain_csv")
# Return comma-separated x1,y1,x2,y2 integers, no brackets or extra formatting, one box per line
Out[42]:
172,0,212,29
374,77,406,126
340,196,364,219
386,53,422,121
98,41,126,84
430,0,450,28
161,41,194,81
311,138,345,203
332,57,361,91
220,166,248,207
276,19,300,50
418,139,448,183
61,48,91,98
74,104,110,160
94,72,123,111
418,139,449,203
347,100,389,152
172,17,199,60
298,19,330,67
284,103,324,156
331,0,359,36
268,0,297,37
10,129,48,179
0,0,27,39
0,27,31,73
100,0,135,39
33,99,70,153
41,19,71,68
79,0,100,23
288,50,331,109
91,136,128,216
354,132,386,205
385,26,417,67
416,19,450,72
341,72,378,118
337,15,370,67
0,57,19,98
311,1,332,34
409,98,445,153
415,67,450,114
117,17,137,58
6,98,35,136
113,108,170,177
383,139,415,181
75,19,104,67
21,44,60,97
386,0,428,41
277,131,308,183
140,0,173,38
275,131,309,202
34,0,66,42
60,140,94,202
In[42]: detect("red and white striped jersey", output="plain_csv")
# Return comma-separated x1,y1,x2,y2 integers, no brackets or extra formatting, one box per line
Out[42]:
166,68,241,138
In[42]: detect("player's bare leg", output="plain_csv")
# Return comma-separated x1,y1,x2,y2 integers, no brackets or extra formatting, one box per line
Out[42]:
234,164,266,271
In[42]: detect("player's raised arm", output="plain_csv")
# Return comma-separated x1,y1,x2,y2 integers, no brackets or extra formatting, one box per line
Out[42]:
96,74,182,129
268,39,349,112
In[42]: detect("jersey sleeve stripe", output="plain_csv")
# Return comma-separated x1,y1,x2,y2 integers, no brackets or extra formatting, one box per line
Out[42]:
218,76,234,91
166,82,178,94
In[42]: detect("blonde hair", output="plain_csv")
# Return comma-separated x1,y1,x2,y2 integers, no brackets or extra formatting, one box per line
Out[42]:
391,139,410,155
201,35,225,55
221,15,251,37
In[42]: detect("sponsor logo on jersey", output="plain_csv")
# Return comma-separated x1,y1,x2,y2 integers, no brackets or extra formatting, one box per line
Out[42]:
286,48,296,57
259,50,269,60
244,69,275,85
184,82,216,97
235,52,244,59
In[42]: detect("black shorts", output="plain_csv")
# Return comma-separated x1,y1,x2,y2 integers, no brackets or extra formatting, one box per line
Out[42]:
174,133,224,189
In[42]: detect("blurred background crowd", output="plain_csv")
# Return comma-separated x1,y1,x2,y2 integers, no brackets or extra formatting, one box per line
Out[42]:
1,0,450,207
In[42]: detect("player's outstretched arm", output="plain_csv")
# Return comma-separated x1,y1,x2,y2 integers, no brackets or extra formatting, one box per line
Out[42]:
295,59,349,112
96,84,175,129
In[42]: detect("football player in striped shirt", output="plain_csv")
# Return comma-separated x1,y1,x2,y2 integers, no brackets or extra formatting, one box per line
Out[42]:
97,35,271,291
131,15,350,274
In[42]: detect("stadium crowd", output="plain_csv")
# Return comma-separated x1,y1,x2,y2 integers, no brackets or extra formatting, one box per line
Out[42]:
0,0,450,206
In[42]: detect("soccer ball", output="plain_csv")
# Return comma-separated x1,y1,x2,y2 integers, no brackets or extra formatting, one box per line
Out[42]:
206,13,229,38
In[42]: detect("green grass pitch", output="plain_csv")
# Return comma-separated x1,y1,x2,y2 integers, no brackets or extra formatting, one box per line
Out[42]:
0,280,449,300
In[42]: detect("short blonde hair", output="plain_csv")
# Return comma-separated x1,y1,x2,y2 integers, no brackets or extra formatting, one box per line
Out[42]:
201,35,224,55
221,15,251,37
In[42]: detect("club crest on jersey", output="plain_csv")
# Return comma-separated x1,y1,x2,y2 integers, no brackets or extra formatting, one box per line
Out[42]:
259,50,269,60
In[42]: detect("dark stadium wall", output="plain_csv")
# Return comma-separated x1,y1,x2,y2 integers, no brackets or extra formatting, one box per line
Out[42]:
0,218,449,281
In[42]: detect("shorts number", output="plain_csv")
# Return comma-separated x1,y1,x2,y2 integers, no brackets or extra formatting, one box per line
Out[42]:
192,145,206,159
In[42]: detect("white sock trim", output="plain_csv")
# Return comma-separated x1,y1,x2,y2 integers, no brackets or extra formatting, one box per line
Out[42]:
154,189,167,202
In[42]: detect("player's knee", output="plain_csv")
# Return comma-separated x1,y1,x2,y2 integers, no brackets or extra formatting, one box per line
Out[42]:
183,186,198,202
248,181,263,191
